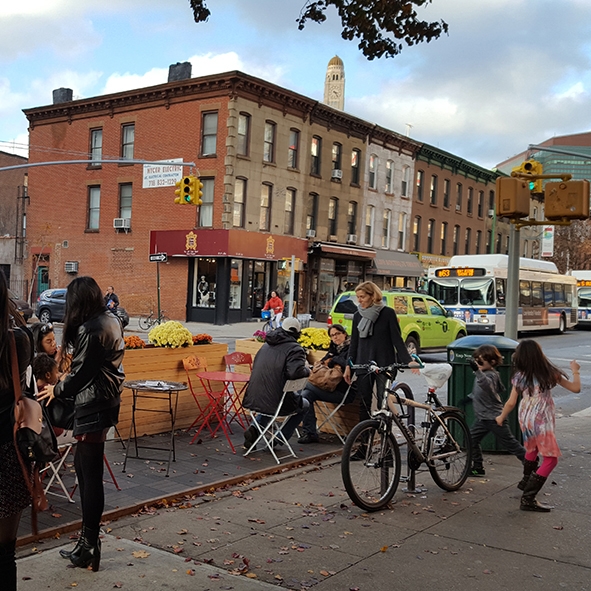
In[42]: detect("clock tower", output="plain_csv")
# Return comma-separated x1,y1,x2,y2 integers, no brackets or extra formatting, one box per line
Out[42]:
323,55,345,111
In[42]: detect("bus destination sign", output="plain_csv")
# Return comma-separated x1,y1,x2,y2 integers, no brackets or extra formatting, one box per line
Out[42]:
577,280,591,287
435,268,486,278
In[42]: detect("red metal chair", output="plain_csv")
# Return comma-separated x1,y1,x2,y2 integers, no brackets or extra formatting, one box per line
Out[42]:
223,352,253,429
182,355,212,436
223,351,253,373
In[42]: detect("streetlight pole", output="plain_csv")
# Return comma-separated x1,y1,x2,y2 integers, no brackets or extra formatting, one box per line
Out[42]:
504,223,521,340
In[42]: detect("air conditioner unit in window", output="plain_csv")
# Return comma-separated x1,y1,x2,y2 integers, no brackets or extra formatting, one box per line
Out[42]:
488,209,495,218
113,217,131,229
328,235,338,242
455,204,461,211
347,234,357,244
331,169,343,180
306,229,316,238
64,261,79,274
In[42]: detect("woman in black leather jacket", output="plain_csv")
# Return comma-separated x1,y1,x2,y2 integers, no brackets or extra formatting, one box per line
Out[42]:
39,276,125,572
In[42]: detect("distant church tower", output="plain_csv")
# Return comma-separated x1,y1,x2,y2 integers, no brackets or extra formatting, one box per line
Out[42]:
323,55,345,111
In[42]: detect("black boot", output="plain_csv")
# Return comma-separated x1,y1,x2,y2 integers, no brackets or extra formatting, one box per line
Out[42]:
0,540,17,591
69,527,101,571
59,528,84,559
520,473,552,512
517,458,539,490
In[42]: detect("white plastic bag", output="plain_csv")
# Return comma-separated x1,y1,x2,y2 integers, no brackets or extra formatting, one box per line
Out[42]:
420,363,452,390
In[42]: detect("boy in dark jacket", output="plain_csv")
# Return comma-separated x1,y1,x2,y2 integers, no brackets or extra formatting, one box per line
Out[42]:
469,344,525,476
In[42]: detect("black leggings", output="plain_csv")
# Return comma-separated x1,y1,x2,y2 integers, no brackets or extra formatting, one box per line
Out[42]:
357,372,389,423
74,440,105,539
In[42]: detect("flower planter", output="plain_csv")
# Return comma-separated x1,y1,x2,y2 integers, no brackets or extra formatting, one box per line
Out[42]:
234,338,265,358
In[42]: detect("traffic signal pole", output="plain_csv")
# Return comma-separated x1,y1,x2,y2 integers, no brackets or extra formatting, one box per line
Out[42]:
504,223,521,340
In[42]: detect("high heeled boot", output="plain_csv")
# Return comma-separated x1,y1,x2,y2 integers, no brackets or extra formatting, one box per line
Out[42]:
0,540,17,591
69,527,101,571
517,458,539,490
520,472,552,512
59,527,86,559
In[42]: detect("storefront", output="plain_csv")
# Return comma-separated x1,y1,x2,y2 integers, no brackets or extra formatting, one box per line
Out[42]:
150,229,308,325
368,250,424,290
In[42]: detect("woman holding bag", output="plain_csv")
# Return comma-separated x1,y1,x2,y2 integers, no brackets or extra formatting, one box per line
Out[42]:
38,276,125,572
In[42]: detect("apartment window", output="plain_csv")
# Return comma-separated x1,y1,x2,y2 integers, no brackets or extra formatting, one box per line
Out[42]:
505,234,510,254
427,219,435,253
263,121,276,163
430,175,438,205
121,124,135,160
260,183,272,231
382,209,391,248
523,240,529,257
487,230,492,253
453,225,460,255
332,143,342,171
416,170,424,202
351,149,361,185
306,193,318,231
398,212,407,251
364,205,375,246
119,183,132,219
489,190,495,212
496,233,502,253
328,197,338,236
201,112,218,156
237,113,250,156
476,230,482,254
88,186,100,230
467,187,474,215
198,178,215,227
478,190,484,217
288,129,300,169
310,136,322,175
89,129,102,165
233,178,246,228
443,179,450,208
465,228,471,254
369,154,378,189
385,160,394,193
440,222,448,255
413,216,421,251
401,165,410,197
347,201,357,235
456,183,462,211
284,188,296,235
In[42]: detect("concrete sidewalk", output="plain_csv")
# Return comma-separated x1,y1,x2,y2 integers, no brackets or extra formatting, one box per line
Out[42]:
17,413,591,591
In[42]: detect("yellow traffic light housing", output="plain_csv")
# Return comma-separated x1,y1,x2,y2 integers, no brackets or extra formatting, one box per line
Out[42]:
174,176,201,205
194,177,203,205
512,159,543,194
544,180,590,220
496,177,531,218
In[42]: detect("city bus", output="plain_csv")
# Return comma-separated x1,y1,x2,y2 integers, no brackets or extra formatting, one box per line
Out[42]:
571,270,591,328
427,254,577,334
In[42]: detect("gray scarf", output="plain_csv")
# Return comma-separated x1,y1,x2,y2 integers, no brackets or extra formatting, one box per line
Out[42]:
357,303,385,338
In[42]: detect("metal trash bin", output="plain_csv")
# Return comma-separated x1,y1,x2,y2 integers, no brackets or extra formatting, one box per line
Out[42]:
297,313,312,329
447,335,521,452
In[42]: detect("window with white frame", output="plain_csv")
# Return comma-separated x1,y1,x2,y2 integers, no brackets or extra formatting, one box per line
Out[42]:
88,186,100,230
260,183,272,231
385,160,394,193
119,183,132,219
89,129,102,165
237,113,250,156
288,129,300,169
476,230,482,254
328,197,338,236
456,183,462,211
401,165,410,197
398,212,407,251
201,112,218,156
263,121,276,163
198,178,215,227
233,178,246,228
284,188,296,235
465,227,471,254
427,219,435,253
416,170,424,202
369,154,378,189
413,216,421,251
347,201,357,235
311,136,322,175
382,209,391,248
332,143,342,171
351,149,361,184
440,222,448,255
306,193,318,231
430,175,438,205
453,224,460,255
121,124,135,160
467,187,473,215
364,205,375,246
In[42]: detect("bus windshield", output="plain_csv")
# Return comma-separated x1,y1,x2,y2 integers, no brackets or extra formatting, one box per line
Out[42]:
578,288,591,308
429,278,459,305
459,278,495,306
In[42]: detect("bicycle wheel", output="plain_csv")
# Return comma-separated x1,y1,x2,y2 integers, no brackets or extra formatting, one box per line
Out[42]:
341,419,401,512
138,315,152,330
159,314,170,324
427,411,472,491
261,320,273,334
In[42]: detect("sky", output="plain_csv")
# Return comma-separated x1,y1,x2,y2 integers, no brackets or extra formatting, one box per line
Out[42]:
1,0,591,169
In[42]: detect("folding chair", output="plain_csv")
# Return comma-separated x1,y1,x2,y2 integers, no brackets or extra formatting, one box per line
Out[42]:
182,355,211,435
223,352,253,429
40,432,77,503
224,351,253,374
316,379,357,445
243,377,308,464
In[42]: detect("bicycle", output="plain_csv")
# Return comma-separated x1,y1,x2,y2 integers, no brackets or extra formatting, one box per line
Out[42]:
261,310,281,334
138,309,170,330
341,359,472,512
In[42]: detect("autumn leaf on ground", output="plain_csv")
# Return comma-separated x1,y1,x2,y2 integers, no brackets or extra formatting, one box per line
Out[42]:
131,550,150,558
380,546,388,552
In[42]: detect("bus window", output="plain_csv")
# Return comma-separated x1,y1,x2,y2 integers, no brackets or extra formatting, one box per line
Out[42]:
531,281,543,307
553,284,565,306
495,278,506,306
579,288,591,307
459,278,494,306
566,285,573,306
429,278,459,305
519,281,531,306
543,283,554,306
412,298,428,314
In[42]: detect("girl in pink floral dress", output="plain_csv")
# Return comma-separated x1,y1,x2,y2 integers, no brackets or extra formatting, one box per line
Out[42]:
496,340,580,512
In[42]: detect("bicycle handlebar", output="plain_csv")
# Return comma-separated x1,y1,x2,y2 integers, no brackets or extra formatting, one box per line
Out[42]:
348,354,424,375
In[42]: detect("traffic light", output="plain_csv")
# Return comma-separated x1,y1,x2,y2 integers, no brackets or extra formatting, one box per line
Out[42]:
511,159,543,194
544,180,590,220
495,177,531,218
174,176,203,205
194,177,203,205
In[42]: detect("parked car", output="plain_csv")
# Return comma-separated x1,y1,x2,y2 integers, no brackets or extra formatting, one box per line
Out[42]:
8,289,34,321
36,288,67,323
327,288,467,355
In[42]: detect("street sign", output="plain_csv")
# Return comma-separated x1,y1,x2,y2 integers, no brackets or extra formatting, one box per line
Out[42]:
149,253,168,263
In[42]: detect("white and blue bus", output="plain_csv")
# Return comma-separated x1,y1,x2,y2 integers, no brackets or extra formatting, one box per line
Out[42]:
571,271,591,328
427,254,577,334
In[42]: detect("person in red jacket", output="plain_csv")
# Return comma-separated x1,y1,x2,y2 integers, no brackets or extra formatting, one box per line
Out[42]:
262,291,284,328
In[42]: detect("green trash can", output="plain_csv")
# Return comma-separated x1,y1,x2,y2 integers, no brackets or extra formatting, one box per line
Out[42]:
447,335,521,452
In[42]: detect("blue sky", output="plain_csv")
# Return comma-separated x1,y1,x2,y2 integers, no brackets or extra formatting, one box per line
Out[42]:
2,0,591,168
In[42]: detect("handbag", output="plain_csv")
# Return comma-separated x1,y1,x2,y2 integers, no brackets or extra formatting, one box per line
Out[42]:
43,395,75,431
307,362,343,392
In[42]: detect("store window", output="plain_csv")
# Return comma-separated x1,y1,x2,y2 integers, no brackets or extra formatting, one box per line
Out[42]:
229,259,243,309
318,258,336,316
193,258,216,308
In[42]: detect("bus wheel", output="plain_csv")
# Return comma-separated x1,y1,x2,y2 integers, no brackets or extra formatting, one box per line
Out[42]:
558,314,566,334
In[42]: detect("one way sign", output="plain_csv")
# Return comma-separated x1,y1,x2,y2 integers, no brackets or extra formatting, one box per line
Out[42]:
149,252,168,263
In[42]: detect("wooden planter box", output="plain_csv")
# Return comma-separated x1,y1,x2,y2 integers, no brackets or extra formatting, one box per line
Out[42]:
118,343,228,437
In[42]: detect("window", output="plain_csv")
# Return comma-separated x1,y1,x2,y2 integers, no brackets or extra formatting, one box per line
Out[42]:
88,186,100,230
427,219,435,253
476,230,482,254
233,178,246,228
385,160,394,193
89,129,102,165
263,121,276,163
416,170,424,202
401,165,410,197
398,212,407,251
288,129,300,169
229,259,243,309
430,175,438,205
332,143,342,171
369,154,378,189
487,230,492,253
382,209,391,248
306,193,318,231
328,197,338,236
347,201,357,235
237,113,250,156
456,183,462,211
198,178,215,227
467,187,474,215
351,149,361,185
440,222,448,255
364,205,375,246
201,112,218,156
260,183,272,231
443,179,450,208
413,216,421,251
284,188,296,235
478,190,484,217
119,183,132,219
519,281,532,307
453,225,460,255
505,235,510,254
496,233,502,253
465,228,471,254
121,124,135,160
523,240,529,257
489,190,495,211
310,136,322,175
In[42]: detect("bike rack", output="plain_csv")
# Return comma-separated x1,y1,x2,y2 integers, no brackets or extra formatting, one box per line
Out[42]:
400,389,428,494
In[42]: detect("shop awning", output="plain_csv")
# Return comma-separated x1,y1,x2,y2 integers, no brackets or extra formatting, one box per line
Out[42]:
314,243,376,259
371,250,423,277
